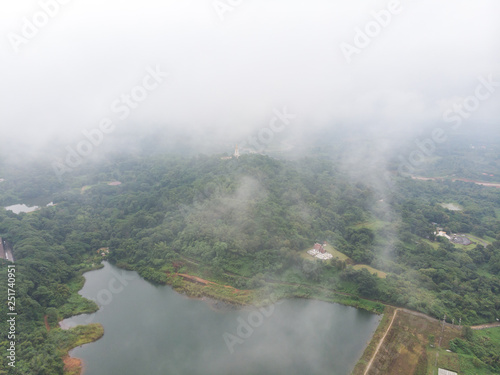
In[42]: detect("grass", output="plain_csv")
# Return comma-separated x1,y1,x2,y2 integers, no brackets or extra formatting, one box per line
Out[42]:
324,244,351,261
49,324,104,375
353,308,462,375
351,220,387,231
424,239,440,250
475,326,500,342
431,349,462,375
354,307,500,375
457,354,497,375
58,293,98,320
352,306,395,375
55,324,104,352
444,327,500,375
80,185,92,193
264,283,385,314
160,257,386,314
465,233,492,247
301,245,387,278
353,264,387,279
168,273,255,305
428,233,492,251
455,242,478,251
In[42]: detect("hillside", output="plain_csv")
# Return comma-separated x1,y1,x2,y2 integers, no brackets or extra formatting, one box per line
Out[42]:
0,153,499,373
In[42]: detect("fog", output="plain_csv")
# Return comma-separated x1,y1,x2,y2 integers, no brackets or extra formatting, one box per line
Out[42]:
1,0,499,163
1,3,499,372
1,0,498,284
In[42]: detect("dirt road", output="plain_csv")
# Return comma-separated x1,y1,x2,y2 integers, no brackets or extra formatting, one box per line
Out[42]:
364,309,399,375
471,322,500,330
411,175,500,188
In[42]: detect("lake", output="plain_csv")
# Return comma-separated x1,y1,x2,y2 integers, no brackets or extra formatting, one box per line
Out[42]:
61,262,381,375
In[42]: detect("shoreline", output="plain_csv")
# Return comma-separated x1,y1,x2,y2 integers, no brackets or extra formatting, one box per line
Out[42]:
62,261,500,375
58,323,103,375
63,355,84,375
62,264,382,375
58,264,105,375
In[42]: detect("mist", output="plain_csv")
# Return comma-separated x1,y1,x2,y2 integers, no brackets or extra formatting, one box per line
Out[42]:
1,3,500,374
1,0,498,166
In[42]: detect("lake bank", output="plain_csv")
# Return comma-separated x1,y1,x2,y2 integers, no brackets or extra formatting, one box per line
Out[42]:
61,261,382,375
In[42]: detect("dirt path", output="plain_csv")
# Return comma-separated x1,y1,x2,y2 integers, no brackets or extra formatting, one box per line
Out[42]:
177,255,500,327
411,175,500,188
174,273,241,292
471,322,500,330
364,309,399,375
176,273,213,285
452,178,500,188
44,315,50,332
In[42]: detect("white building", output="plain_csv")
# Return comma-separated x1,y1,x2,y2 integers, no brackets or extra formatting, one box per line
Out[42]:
438,369,457,375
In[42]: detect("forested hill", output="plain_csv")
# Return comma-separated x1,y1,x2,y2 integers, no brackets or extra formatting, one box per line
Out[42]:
0,153,499,373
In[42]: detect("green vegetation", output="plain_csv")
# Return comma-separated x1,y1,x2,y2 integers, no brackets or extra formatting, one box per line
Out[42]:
0,151,499,374
352,264,387,278
448,327,500,373
352,307,396,375
51,323,104,354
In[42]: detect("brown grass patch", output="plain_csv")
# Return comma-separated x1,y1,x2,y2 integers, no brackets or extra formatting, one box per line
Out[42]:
63,355,82,375
356,309,462,375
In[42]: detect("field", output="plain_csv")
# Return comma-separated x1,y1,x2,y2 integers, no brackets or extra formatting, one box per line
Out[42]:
300,243,351,261
351,220,388,231
426,233,492,251
353,264,387,279
354,307,500,375
464,233,492,247
355,309,462,375
324,243,351,261
301,244,387,278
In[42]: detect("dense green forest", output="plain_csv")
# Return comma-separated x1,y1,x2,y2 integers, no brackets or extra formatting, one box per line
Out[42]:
0,151,499,374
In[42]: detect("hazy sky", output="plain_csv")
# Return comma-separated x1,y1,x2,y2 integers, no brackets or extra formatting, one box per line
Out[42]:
1,0,499,156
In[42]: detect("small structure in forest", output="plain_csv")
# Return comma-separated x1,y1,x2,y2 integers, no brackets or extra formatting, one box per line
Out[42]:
97,247,110,257
438,369,458,375
221,145,240,160
307,243,333,260
450,234,472,246
435,230,472,246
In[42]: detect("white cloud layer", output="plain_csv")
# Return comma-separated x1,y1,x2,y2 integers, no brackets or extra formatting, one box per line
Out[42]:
0,0,499,153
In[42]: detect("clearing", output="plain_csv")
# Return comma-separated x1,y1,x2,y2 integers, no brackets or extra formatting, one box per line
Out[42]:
356,308,462,375
353,264,387,279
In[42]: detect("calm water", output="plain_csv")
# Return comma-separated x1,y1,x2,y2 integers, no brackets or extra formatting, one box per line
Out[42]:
62,262,381,375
